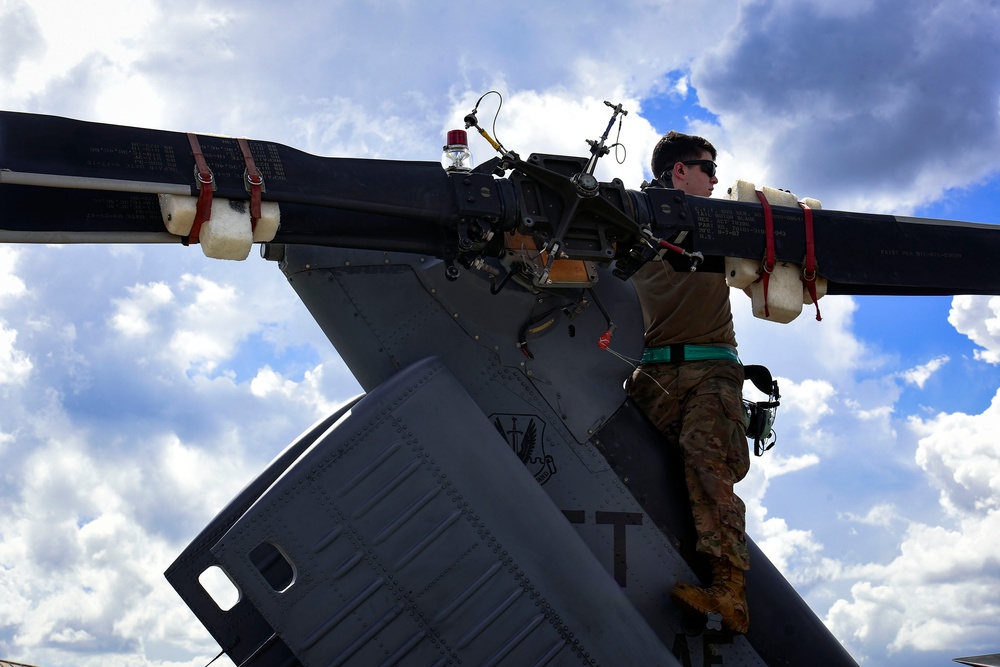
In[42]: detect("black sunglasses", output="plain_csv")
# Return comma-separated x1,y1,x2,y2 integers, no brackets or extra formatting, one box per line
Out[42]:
681,159,717,178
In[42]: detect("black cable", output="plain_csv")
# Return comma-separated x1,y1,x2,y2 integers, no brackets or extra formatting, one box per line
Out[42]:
587,287,614,331
203,649,225,667
490,266,515,294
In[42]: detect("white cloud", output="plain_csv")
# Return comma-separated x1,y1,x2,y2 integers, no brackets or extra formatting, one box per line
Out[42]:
694,0,1000,213
3,0,160,119
110,281,174,338
250,363,342,412
734,293,874,386
107,270,319,377
821,386,1000,658
0,399,305,665
898,355,949,388
765,452,822,478
167,274,249,374
49,628,96,643
910,390,1000,514
0,247,358,666
841,503,901,528
0,247,27,300
0,322,32,385
739,452,825,578
739,447,824,583
949,295,1000,364
775,376,837,430
756,515,824,580
828,510,1000,656
0,0,43,83
290,95,439,161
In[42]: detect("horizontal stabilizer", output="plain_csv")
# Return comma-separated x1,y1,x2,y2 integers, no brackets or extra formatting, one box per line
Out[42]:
170,357,678,666
955,653,1000,667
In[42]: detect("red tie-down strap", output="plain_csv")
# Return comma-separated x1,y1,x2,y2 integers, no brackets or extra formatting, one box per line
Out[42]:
755,190,777,318
237,137,264,231
185,133,215,245
799,201,822,321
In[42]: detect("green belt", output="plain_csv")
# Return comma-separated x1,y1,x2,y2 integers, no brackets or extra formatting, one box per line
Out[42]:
641,344,741,364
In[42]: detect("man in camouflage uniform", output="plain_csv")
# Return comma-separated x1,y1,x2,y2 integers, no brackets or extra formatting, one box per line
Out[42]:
628,131,751,634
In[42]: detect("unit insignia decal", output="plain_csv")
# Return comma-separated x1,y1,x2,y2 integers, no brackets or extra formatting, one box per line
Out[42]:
490,414,557,485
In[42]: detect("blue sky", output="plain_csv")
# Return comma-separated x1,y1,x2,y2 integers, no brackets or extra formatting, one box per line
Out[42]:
2,1,1000,666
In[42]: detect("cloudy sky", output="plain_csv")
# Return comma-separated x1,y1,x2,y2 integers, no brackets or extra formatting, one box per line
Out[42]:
2,1,1000,666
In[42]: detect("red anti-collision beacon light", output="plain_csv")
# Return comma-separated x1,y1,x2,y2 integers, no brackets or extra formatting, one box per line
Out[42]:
442,129,473,172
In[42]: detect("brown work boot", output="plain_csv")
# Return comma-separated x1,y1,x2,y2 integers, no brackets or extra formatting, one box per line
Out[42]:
671,556,750,633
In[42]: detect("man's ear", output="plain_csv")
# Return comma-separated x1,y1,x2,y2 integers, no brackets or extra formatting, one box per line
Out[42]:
672,161,686,183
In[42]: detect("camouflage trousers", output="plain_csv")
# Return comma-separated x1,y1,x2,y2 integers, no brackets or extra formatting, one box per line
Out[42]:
628,359,751,571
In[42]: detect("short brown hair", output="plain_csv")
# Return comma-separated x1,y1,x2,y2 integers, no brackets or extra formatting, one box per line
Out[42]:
651,130,717,183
